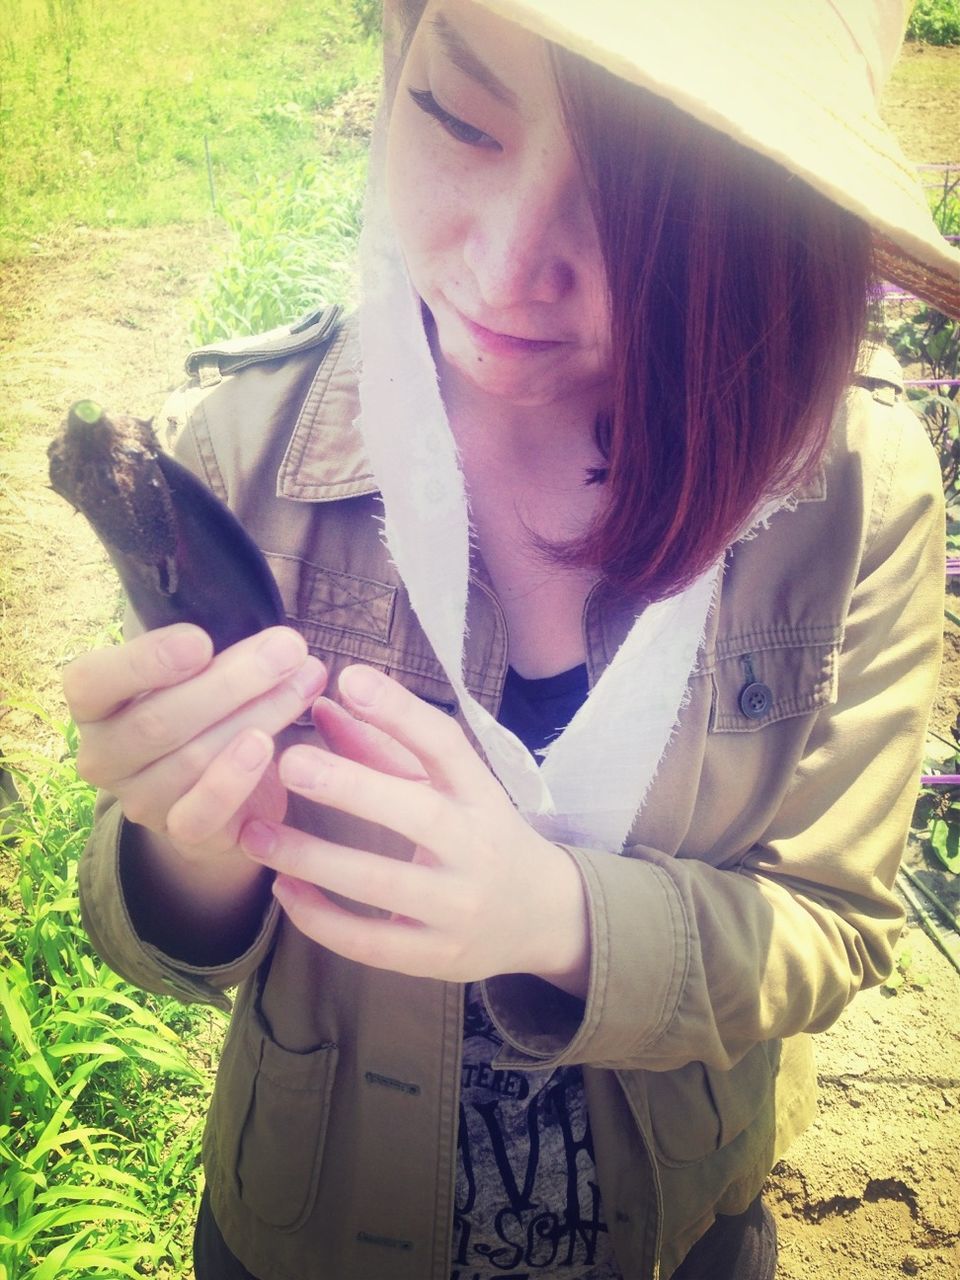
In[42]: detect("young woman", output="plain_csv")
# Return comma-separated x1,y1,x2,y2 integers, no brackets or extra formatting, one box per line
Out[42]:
68,2,958,1277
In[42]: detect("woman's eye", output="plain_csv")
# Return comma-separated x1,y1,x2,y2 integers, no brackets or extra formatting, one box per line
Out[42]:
408,88,500,150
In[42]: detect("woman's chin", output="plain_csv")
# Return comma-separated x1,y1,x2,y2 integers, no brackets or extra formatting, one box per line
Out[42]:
435,332,596,410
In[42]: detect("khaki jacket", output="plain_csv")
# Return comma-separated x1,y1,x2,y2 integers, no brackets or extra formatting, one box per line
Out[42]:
79,310,944,1279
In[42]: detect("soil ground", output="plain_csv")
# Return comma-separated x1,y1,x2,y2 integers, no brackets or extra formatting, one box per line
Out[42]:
0,41,958,1280
881,43,960,162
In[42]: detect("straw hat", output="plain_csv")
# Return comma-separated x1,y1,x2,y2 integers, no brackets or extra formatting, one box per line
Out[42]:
440,0,960,318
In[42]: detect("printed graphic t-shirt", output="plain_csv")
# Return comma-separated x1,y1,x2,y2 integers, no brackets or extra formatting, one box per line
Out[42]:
451,664,622,1280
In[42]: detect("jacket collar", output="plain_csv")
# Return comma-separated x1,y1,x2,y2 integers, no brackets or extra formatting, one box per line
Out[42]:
276,309,828,507
276,314,378,503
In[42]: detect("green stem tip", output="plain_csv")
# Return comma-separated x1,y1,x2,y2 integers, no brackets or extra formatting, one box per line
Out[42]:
70,399,104,426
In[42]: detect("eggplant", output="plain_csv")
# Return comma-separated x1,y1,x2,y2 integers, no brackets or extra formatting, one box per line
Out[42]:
48,400,285,652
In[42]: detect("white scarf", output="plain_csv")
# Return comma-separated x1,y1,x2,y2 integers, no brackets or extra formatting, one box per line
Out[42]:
356,105,787,855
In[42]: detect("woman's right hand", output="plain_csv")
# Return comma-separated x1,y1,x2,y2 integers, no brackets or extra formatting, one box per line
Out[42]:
63,623,328,865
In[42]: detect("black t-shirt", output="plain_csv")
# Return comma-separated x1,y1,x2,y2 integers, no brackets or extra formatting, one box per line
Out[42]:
451,663,622,1280
497,663,590,758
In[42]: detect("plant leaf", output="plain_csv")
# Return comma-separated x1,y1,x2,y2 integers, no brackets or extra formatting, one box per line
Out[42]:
929,816,960,873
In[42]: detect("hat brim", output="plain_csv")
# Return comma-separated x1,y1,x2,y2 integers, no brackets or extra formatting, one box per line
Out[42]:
475,0,960,317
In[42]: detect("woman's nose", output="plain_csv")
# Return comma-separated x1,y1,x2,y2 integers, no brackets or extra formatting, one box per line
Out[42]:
462,176,581,310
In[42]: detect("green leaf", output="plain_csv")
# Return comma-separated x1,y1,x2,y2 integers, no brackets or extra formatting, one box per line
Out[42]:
51,1252,151,1277
44,1040,127,1063
929,816,960,873
0,976,39,1058
7,1203,144,1246
34,1184,147,1214
29,1123,109,1163
20,1050,59,1097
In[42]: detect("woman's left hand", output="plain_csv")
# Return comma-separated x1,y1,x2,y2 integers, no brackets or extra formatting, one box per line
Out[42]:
238,664,590,995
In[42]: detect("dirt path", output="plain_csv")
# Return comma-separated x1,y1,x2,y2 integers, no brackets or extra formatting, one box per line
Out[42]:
769,908,960,1279
882,43,960,162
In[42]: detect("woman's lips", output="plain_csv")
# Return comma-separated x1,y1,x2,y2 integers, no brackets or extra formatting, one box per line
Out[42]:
458,311,564,356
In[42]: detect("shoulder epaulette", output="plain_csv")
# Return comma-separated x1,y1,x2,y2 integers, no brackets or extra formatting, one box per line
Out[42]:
853,342,904,406
184,305,344,388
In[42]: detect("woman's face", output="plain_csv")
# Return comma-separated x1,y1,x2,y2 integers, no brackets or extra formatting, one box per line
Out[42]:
386,0,612,412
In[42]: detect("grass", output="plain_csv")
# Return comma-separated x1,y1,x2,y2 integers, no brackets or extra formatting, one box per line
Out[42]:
0,0,378,259
1,718,226,1277
190,153,367,342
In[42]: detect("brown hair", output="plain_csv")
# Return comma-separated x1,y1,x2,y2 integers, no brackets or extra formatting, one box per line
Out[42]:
393,4,873,601
549,45,872,600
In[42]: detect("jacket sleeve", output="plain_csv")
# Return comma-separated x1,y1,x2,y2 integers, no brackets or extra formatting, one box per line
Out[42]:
483,396,945,1073
78,792,282,1010
76,397,282,1011
77,312,348,1008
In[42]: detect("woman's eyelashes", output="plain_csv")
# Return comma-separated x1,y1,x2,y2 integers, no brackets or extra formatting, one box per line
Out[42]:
408,87,501,150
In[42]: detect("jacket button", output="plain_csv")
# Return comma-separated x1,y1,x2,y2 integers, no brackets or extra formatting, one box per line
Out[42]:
739,681,772,719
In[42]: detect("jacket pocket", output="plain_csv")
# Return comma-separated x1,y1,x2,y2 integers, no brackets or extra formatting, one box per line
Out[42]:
641,1039,779,1168
210,1002,339,1231
708,633,841,733
266,552,398,657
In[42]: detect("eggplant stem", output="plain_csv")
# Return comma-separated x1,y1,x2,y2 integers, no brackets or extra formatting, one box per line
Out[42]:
71,399,104,426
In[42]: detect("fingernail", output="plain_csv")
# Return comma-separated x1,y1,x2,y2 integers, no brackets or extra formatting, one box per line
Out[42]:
157,627,211,672
292,656,326,699
257,630,305,677
339,665,384,707
272,876,295,907
241,819,276,860
232,731,271,772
